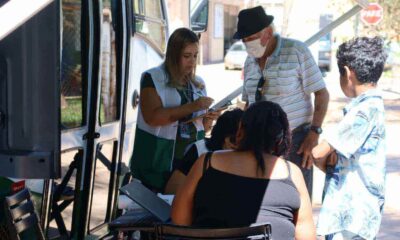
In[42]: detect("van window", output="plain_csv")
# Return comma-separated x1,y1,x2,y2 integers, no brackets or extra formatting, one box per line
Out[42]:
99,0,119,124
144,0,163,19
133,0,166,53
133,0,141,14
135,19,166,53
61,0,85,129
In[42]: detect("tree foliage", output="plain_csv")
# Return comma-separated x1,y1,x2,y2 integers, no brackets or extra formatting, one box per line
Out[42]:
328,0,400,42
360,0,400,42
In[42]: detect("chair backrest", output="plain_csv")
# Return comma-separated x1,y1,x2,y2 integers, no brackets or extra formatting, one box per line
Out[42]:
155,223,271,240
4,188,45,240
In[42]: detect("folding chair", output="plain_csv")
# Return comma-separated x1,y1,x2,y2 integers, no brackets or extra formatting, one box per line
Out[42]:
4,188,45,240
154,223,271,240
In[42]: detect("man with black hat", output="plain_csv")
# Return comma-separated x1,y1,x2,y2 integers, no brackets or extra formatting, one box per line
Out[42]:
234,6,330,199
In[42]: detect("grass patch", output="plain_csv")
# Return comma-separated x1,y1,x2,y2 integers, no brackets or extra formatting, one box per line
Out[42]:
61,97,83,129
61,97,113,129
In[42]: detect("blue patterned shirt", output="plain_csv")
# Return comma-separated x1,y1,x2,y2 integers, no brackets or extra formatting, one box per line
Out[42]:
317,89,386,240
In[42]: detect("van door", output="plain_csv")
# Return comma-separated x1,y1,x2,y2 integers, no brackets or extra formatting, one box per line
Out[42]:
0,1,60,235
58,0,130,238
120,0,168,174
0,0,60,179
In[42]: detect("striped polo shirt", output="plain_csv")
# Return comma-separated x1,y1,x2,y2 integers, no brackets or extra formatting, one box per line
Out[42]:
242,34,326,130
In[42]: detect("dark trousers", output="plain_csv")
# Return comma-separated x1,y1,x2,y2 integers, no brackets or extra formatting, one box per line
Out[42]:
287,123,313,200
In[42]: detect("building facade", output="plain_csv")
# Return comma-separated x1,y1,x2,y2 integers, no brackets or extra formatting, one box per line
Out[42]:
167,0,251,64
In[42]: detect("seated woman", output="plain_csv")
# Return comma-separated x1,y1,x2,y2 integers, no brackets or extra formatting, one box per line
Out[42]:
164,108,244,193
171,101,315,240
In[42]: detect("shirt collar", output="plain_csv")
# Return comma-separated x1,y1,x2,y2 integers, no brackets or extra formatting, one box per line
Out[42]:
271,33,282,57
343,88,382,115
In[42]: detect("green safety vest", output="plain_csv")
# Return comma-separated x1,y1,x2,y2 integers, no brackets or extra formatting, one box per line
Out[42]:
130,65,206,190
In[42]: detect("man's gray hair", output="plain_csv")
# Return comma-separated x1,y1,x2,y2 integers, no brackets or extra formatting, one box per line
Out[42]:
269,23,276,33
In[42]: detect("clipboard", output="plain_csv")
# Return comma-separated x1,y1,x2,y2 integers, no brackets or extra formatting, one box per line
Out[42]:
183,86,243,124
183,105,229,124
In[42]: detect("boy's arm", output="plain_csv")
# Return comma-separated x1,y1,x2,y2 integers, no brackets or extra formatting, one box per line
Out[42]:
312,140,335,172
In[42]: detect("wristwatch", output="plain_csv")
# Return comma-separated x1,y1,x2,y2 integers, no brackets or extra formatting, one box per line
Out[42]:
310,125,323,134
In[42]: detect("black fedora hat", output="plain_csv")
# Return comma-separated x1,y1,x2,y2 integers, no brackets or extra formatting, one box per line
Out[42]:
233,6,274,39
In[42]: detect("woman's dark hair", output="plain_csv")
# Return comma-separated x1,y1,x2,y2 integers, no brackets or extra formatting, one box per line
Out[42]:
237,101,291,173
206,108,244,151
337,37,387,84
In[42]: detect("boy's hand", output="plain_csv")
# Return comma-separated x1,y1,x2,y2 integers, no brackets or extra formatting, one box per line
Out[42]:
313,158,327,172
311,140,335,173
326,151,338,166
298,132,319,169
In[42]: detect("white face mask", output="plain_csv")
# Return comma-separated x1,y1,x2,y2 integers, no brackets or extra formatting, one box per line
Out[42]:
244,38,267,58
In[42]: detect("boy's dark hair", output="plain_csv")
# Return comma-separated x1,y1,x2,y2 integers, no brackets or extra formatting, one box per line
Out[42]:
337,37,387,84
237,101,291,173
206,108,244,151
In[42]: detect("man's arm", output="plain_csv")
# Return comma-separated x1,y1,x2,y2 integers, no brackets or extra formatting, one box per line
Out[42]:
298,87,329,169
311,88,329,128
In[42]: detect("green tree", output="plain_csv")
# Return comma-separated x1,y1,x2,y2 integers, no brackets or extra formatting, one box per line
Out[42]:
360,0,400,42
328,0,400,42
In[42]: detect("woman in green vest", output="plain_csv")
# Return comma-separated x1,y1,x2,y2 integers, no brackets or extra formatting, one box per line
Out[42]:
130,28,215,192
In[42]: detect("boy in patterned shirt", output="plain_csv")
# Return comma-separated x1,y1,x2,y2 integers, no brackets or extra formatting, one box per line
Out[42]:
312,37,388,240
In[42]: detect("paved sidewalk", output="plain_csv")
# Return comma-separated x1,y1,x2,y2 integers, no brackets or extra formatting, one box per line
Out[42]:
312,71,400,239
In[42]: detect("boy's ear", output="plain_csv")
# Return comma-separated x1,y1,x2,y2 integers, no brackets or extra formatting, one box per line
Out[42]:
344,66,357,84
343,66,354,85
344,66,351,79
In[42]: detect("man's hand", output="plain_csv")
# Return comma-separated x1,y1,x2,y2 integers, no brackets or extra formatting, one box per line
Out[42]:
297,131,319,169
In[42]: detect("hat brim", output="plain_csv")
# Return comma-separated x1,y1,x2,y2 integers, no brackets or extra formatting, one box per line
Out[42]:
233,15,274,39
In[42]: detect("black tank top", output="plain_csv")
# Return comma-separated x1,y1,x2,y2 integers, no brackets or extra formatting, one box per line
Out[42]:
192,152,300,240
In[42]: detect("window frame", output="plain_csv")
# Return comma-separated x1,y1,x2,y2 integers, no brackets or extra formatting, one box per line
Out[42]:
131,0,167,55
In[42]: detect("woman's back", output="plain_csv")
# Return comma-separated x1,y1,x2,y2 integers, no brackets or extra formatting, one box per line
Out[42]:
193,151,300,240
171,101,316,240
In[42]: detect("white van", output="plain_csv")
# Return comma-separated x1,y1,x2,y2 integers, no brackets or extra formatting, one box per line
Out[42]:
0,0,208,238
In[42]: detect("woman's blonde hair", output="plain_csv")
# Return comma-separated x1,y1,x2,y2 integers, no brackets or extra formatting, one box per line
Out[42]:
164,28,203,89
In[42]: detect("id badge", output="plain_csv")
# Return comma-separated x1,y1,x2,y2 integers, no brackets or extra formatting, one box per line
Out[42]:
179,123,191,139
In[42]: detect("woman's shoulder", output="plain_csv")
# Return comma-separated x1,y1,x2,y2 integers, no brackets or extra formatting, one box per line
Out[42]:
279,158,307,190
145,65,169,83
145,64,163,74
212,150,242,159
199,150,234,164
275,158,302,176
210,150,254,171
284,159,302,175
193,75,206,90
194,74,205,84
